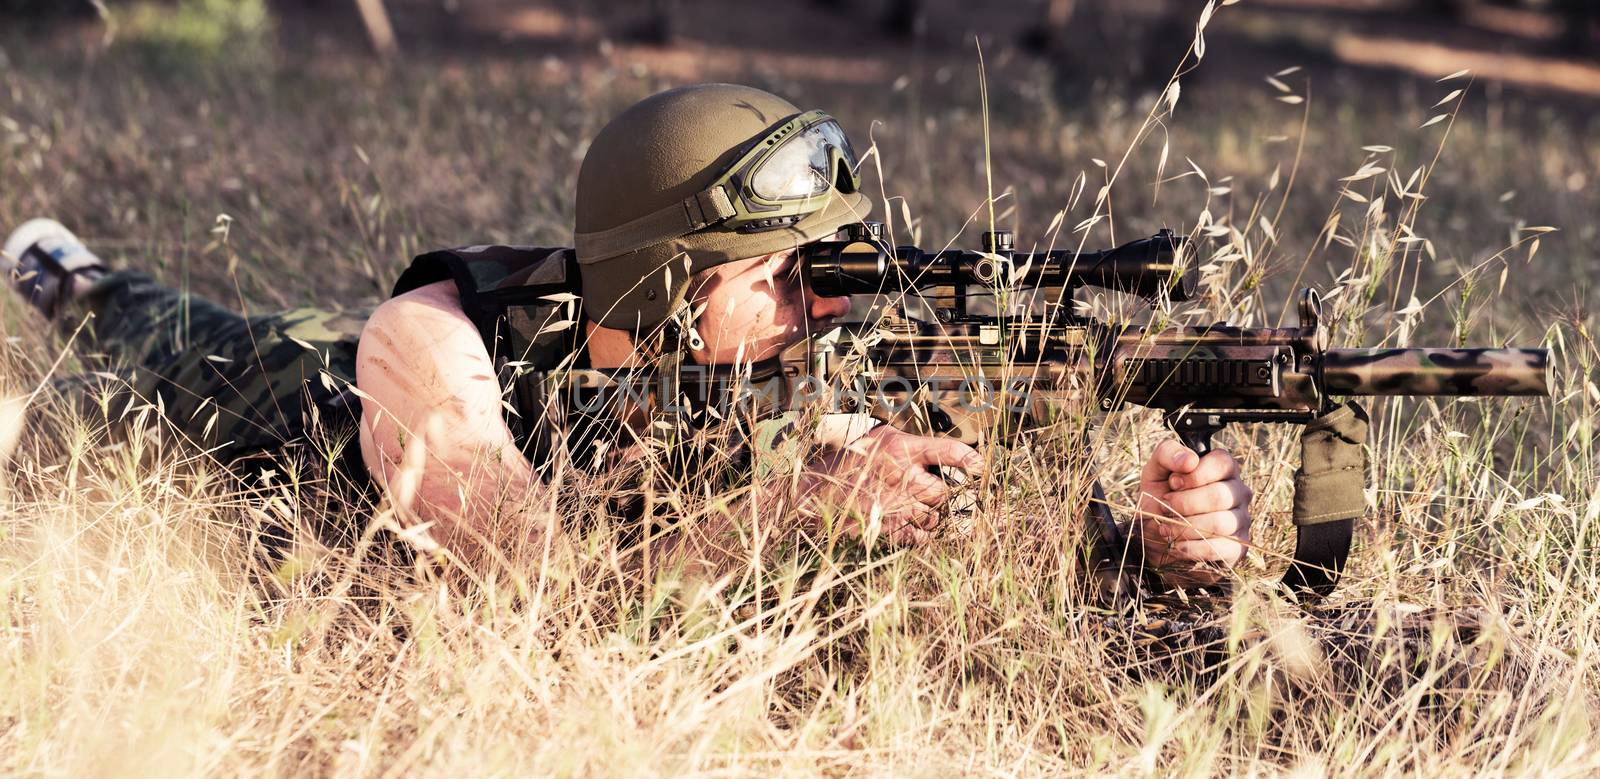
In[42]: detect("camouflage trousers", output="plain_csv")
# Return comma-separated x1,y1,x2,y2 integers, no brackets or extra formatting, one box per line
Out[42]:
53,271,372,495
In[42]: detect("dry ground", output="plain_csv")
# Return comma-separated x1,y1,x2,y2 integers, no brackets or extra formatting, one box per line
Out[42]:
1,1,1598,776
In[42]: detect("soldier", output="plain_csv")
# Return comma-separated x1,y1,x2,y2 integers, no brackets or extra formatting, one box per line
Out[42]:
1,83,1251,581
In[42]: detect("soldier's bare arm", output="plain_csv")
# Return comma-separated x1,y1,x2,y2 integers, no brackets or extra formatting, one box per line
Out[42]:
356,280,551,553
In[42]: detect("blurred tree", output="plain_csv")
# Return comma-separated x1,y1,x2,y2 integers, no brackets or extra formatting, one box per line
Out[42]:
807,0,924,40
618,0,677,45
881,0,923,39
352,0,397,56
1020,0,1076,54
1557,0,1594,56
1027,0,1193,91
0,0,101,16
1419,0,1463,20
1418,0,1594,55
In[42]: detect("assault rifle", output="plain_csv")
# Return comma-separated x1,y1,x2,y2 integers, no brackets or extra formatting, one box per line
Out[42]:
783,221,1550,599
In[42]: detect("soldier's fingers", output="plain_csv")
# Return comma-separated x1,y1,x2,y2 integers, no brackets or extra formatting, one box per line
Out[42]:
901,466,952,507
884,499,940,536
1168,448,1239,491
1161,479,1253,517
886,520,934,546
1154,535,1249,565
905,499,943,531
1135,489,1174,520
1141,439,1199,485
1138,509,1248,542
909,437,984,477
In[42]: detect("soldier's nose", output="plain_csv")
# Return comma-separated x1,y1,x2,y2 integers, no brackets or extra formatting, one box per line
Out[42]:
811,293,851,320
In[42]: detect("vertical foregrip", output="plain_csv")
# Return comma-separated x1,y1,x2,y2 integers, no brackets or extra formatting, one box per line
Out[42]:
1321,347,1551,396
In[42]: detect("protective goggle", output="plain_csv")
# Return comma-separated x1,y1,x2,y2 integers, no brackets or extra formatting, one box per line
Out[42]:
575,110,862,262
723,109,861,227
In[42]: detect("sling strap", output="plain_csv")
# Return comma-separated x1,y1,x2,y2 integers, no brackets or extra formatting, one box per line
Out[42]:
1282,401,1368,597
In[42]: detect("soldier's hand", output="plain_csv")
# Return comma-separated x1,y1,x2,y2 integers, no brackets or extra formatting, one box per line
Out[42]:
796,425,983,546
1134,439,1253,587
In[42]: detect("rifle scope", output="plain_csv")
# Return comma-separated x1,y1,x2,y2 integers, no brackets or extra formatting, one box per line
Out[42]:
803,223,1199,302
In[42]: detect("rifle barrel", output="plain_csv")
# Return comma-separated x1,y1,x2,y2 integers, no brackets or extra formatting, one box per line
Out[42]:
1320,347,1550,397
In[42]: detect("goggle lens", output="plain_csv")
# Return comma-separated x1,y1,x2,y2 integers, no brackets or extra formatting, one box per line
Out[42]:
749,119,859,202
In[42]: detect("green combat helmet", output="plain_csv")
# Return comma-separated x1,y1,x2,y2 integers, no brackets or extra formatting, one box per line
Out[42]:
575,83,872,331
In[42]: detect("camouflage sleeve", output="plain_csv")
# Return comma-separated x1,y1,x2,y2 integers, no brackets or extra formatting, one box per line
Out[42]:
748,411,805,481
747,412,881,480
53,271,368,462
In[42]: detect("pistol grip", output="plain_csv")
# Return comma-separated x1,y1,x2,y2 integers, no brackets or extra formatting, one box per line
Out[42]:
1165,411,1222,456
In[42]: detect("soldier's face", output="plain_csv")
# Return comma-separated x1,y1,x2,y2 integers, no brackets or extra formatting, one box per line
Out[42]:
686,249,851,365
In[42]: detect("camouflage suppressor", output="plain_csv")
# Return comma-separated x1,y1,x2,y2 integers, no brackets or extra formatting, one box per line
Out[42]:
1113,320,1552,430
1320,347,1550,396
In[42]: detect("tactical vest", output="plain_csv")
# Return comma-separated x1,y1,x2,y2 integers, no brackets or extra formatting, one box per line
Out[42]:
391,245,593,470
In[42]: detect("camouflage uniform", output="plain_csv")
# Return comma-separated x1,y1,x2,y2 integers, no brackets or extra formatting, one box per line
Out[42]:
53,271,371,499
47,268,811,528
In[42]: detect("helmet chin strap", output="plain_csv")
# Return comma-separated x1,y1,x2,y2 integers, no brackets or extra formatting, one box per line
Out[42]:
606,271,803,428
642,301,690,356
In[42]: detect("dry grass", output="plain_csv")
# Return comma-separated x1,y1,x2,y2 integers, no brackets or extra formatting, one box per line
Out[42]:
2,3,1599,775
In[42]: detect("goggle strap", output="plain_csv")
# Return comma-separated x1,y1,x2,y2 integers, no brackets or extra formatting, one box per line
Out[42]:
576,184,737,263
686,186,738,231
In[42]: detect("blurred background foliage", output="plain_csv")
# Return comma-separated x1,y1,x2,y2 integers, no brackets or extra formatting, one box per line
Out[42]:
1,0,1592,314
